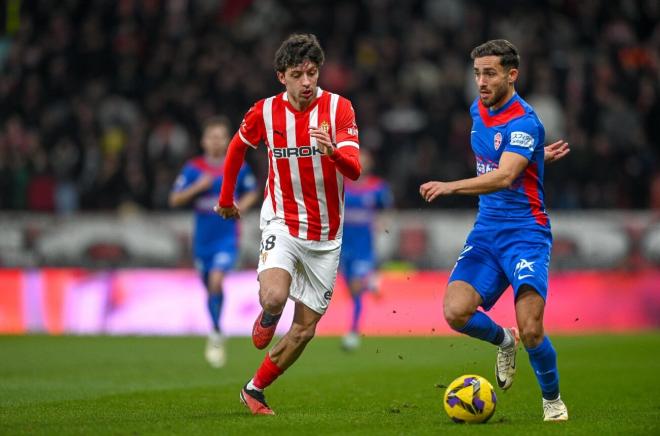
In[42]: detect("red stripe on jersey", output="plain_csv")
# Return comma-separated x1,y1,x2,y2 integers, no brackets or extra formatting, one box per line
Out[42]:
478,100,526,127
322,155,341,240
267,149,276,213
272,99,300,237
295,113,322,241
522,163,548,226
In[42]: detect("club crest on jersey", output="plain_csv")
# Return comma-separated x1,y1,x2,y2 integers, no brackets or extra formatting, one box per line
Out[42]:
319,121,330,133
494,132,502,150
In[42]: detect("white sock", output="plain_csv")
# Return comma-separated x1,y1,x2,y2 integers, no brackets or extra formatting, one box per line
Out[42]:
499,329,514,348
247,378,263,392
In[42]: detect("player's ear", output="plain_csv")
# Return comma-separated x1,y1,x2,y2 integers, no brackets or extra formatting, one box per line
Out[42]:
508,68,518,85
276,71,286,86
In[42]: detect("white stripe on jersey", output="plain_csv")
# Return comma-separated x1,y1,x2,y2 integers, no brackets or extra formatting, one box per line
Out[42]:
329,92,344,240
330,93,339,144
337,140,359,148
263,97,282,222
238,130,257,148
285,107,307,239
309,106,331,240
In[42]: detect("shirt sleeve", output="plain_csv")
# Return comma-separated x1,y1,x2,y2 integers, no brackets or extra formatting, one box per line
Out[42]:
237,101,265,148
218,134,249,207
334,97,359,149
329,145,361,180
504,116,540,161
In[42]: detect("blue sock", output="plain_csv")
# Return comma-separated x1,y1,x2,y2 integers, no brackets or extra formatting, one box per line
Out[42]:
456,311,505,345
207,293,223,332
526,336,560,400
351,294,362,333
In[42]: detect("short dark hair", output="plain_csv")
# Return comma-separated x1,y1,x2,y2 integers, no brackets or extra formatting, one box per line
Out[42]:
273,33,325,73
202,116,231,133
470,39,520,70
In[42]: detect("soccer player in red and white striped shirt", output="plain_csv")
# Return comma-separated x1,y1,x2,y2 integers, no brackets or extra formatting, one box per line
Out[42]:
215,33,361,415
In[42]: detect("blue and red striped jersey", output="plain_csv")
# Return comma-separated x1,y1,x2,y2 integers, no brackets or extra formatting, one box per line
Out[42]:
469,93,549,227
342,175,392,258
172,156,256,257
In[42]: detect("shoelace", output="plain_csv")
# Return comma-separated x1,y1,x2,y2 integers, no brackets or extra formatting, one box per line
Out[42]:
497,346,515,373
543,400,564,417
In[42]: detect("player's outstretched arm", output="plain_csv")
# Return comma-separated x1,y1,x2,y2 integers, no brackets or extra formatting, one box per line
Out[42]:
216,133,250,219
420,152,528,202
544,140,570,164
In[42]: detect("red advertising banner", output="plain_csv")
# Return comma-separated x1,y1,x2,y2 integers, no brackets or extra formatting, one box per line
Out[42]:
0,269,658,335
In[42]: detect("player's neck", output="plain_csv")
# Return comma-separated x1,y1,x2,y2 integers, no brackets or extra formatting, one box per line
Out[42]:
205,155,223,166
287,91,317,112
490,88,516,111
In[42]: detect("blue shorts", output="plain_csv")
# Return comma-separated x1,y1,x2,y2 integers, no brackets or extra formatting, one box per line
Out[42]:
194,249,237,275
448,222,552,311
340,253,375,283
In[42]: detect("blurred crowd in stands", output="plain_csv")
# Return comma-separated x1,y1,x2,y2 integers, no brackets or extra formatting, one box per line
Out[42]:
0,0,658,213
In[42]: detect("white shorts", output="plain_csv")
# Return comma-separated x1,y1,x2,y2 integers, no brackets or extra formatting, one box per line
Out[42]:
257,221,341,314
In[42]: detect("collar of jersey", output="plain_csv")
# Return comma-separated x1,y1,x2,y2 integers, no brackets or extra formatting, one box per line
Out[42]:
486,91,519,115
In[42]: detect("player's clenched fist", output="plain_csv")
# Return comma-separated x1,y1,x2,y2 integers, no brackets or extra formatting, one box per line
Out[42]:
419,181,452,203
214,203,241,219
309,127,335,156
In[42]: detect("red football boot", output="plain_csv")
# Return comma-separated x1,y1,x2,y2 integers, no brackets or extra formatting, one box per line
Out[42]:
240,384,275,415
252,311,279,350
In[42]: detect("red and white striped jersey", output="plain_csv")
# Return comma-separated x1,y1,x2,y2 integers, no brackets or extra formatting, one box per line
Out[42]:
237,88,360,241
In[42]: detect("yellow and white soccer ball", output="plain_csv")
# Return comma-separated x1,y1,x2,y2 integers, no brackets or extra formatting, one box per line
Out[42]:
443,374,497,423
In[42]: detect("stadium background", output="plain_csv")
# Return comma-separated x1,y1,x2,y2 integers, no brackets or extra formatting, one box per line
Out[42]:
0,0,658,335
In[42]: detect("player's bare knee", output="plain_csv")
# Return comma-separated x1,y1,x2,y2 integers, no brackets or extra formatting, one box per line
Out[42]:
259,286,287,313
443,302,472,330
208,280,223,295
519,323,544,348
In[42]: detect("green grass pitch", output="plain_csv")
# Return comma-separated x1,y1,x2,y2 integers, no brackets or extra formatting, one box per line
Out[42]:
1,334,659,435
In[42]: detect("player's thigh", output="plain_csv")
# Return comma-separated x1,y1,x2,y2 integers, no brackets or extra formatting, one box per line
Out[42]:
291,243,341,315
444,280,483,315
257,226,298,301
500,236,551,303
449,243,509,311
258,267,292,304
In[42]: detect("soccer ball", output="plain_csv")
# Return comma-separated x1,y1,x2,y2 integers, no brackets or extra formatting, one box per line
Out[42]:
443,374,497,423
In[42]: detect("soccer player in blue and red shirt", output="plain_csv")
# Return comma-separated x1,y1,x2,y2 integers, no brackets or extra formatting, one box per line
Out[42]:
420,40,570,421
340,149,393,350
169,116,258,368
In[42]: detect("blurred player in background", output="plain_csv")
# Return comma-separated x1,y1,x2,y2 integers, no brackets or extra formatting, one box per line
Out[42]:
340,149,392,351
169,116,258,368
420,40,570,421
215,33,361,415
